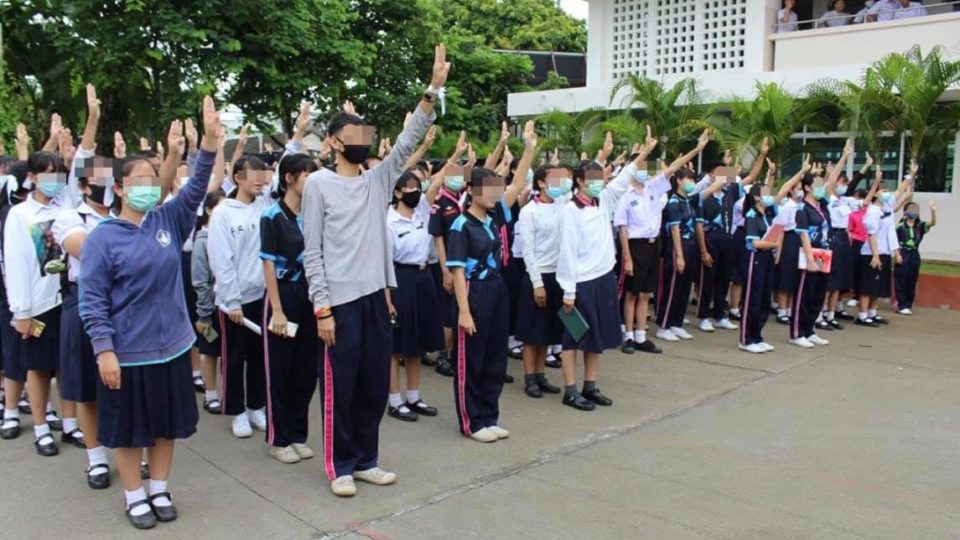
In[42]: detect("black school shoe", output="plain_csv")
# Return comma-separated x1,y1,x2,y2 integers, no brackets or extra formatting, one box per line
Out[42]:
435,359,454,377
407,399,438,417
582,388,613,407
192,375,205,393
504,373,514,384
203,398,222,415
421,353,438,367
728,312,742,322
620,339,636,354
836,311,855,321
776,316,790,325
827,319,844,330
854,317,879,328
46,411,63,432
86,463,111,490
17,397,30,414
873,315,889,325
537,378,561,395
815,320,834,331
508,346,524,360
149,493,178,522
545,354,561,369
636,340,663,354
34,433,59,457
562,393,595,411
125,500,157,530
0,418,20,440
61,428,86,449
524,382,543,399
387,404,417,422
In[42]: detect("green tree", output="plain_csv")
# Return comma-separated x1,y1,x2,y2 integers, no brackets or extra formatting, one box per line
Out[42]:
436,0,586,52
609,75,710,157
534,108,605,156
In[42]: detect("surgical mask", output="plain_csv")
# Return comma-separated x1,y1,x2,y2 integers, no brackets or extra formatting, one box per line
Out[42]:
420,180,430,192
905,211,919,220
340,144,370,165
546,185,566,199
444,175,465,192
87,185,108,205
761,195,775,207
878,192,893,204
126,185,161,212
400,190,422,208
813,187,827,200
526,169,534,185
38,179,65,198
585,180,604,198
562,178,573,192
633,170,648,184
794,188,803,199
682,182,696,195
836,185,848,196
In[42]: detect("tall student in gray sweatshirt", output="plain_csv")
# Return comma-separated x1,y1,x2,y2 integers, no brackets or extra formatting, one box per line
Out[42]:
303,44,449,497
207,156,274,439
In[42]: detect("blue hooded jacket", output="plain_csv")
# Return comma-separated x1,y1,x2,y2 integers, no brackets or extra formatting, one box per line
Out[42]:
79,149,214,366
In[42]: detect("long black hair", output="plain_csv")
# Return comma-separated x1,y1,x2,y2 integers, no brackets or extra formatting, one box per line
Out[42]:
275,154,318,198
194,190,226,239
744,183,762,214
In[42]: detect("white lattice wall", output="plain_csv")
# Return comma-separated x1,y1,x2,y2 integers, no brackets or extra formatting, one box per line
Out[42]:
610,0,748,79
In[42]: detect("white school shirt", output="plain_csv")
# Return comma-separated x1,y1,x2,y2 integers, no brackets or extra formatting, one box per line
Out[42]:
854,1,875,23
612,173,671,239
775,198,800,231
3,193,65,319
827,195,860,230
388,198,433,266
517,195,567,289
51,201,110,283
776,8,799,32
860,203,900,255
556,162,633,300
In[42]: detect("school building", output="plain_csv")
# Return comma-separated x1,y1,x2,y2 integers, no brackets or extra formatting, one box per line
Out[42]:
508,0,960,262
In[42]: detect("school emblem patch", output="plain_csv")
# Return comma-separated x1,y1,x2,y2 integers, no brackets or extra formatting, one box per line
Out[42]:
156,229,172,247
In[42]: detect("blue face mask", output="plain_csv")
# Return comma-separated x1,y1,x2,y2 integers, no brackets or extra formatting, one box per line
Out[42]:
633,170,648,184
444,175,465,192
761,195,775,207
546,186,565,199
682,182,696,195
585,180,604,198
562,178,573,192
420,180,430,192
126,185,162,212
38,181,66,198
526,169,534,185
878,192,893,204
836,185,848,196
813,187,827,200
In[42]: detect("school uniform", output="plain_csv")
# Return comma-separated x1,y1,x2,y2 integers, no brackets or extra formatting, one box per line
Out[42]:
557,163,635,352
656,192,701,331
78,149,214,448
729,197,749,286
260,199,320,449
301,105,434,480
388,199,444,357
791,201,831,340
848,206,867,297
51,202,108,402
695,184,741,321
741,208,776,346
894,218,929,311
516,195,565,346
826,195,859,292
0,200,25,383
208,194,271,416
428,187,467,329
446,200,512,436
191,228,221,357
612,177,671,296
858,203,898,299
500,201,525,339
773,199,801,292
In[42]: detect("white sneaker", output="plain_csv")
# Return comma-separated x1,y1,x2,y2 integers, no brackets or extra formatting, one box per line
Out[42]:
898,308,913,316
353,467,397,485
682,318,690,325
331,475,357,497
847,299,859,308
715,318,739,330
656,328,680,342
269,445,301,464
670,327,694,340
808,334,830,346
469,427,499,443
790,337,815,349
291,443,314,459
738,343,765,354
758,342,776,352
698,319,716,332
488,426,510,439
232,414,253,438
248,408,267,431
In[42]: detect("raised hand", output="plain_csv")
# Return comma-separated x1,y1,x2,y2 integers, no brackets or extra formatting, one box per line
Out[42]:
342,100,357,116
761,136,770,154
455,130,468,155
140,137,150,151
843,137,853,155
296,100,312,135
864,151,874,168
801,153,812,173
167,120,185,159
644,124,658,152
523,120,537,150
909,158,919,178
200,95,223,151
49,113,63,140
156,141,165,161
86,84,101,121
550,147,560,166
467,143,476,165
766,157,776,174
184,118,198,152
723,149,732,166
424,125,437,146
696,128,710,150
58,128,75,164
432,43,451,88
114,132,127,159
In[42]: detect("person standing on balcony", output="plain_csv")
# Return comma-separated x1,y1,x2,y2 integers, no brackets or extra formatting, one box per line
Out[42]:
868,0,928,22
817,0,853,27
777,0,800,32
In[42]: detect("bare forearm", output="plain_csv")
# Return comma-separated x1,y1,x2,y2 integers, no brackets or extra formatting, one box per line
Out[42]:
452,269,469,314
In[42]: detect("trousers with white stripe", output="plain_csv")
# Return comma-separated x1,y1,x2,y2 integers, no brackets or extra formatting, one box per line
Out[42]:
657,239,699,329
791,270,828,340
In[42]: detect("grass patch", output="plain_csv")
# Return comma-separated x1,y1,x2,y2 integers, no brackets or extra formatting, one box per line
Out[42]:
921,261,960,277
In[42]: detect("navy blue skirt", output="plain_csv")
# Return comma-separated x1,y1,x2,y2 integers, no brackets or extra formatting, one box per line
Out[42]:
196,314,221,357
730,227,749,284
502,258,526,336
60,289,97,402
392,265,445,357
97,352,199,448
515,272,564,346
22,306,61,372
858,254,892,298
775,231,802,291
562,272,622,354
827,229,853,291
0,298,25,382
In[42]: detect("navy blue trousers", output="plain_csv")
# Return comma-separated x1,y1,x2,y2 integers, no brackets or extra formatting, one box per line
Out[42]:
697,231,735,320
219,299,266,416
452,278,509,436
791,270,828,340
894,250,921,310
321,292,392,480
741,250,774,346
657,240,699,329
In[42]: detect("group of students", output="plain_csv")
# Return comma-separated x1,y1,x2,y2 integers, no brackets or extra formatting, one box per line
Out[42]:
0,43,938,529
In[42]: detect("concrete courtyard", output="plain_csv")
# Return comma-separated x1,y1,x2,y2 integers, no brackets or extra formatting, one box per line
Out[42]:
1,306,958,539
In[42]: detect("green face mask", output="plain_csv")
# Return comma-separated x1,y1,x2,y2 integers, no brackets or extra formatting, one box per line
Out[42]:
126,185,162,212
585,180,604,197
420,180,430,192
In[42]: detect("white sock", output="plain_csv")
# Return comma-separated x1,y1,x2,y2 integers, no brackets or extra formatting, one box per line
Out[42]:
778,308,789,318
405,389,420,404
388,393,403,408
149,479,171,506
858,311,868,320
204,390,219,402
34,423,50,439
87,446,108,469
63,417,78,433
868,308,877,318
824,311,835,321
125,488,151,515
729,308,740,316
2,408,18,425
245,407,260,416
551,344,562,355
771,301,779,309
815,314,824,323
46,402,54,413
192,370,201,378
507,336,519,349
634,330,646,343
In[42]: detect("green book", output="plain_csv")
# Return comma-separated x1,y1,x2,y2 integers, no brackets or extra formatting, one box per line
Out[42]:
557,307,590,343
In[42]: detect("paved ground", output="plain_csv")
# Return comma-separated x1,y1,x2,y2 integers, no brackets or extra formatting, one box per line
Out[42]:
2,305,959,539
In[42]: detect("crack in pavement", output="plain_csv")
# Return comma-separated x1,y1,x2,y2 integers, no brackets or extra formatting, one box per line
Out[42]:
318,353,829,539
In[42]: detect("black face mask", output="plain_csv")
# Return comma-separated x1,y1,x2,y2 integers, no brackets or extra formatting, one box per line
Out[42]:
400,190,422,209
87,185,107,205
340,145,371,165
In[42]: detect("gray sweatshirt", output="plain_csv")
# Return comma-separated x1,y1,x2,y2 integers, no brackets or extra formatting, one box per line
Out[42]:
302,106,436,309
207,195,272,310
191,228,215,321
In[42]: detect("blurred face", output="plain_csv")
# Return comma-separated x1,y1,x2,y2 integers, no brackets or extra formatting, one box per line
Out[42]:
835,0,845,11
470,178,504,210
285,170,310,197
237,167,271,197
785,0,795,8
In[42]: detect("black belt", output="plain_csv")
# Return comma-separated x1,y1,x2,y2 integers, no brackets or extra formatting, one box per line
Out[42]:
630,237,658,244
395,262,427,271
830,228,848,232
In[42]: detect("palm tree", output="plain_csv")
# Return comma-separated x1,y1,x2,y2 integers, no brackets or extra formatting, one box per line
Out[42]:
609,75,710,157
533,107,606,157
